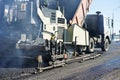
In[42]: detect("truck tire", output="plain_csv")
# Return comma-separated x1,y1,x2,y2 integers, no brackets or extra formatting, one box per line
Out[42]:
87,38,94,53
101,38,109,52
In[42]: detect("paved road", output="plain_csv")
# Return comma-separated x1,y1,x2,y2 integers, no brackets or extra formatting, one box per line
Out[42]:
0,42,120,80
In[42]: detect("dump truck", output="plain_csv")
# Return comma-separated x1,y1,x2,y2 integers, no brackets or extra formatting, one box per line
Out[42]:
2,0,111,71
85,12,111,52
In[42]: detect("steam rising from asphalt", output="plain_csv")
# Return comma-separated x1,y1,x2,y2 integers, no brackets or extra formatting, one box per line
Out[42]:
0,23,38,68
0,0,41,68
0,29,24,67
0,34,38,68
0,49,23,68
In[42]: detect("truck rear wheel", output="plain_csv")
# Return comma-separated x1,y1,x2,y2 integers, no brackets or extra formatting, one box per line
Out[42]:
87,38,94,53
101,38,109,52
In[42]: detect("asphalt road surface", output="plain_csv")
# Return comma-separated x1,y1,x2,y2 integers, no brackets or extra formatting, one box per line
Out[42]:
0,41,120,80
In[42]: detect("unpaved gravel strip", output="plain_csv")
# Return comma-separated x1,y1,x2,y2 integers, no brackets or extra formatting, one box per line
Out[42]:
100,68,120,80
0,68,36,80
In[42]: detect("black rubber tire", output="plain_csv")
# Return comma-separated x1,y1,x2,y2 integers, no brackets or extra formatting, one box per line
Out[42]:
101,38,109,52
87,38,94,53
